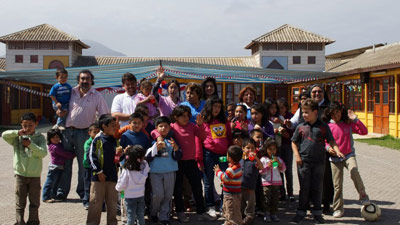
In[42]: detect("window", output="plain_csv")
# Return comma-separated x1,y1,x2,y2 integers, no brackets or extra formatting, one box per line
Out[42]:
19,86,31,109
24,42,38,50
293,56,301,64
345,82,363,111
74,44,82,54
308,43,323,51
327,83,342,103
293,43,307,50
367,81,374,112
30,55,38,63
15,55,23,63
308,56,316,64
54,42,69,50
251,45,259,54
262,43,277,51
39,42,53,50
389,76,395,113
278,43,292,51
8,42,23,49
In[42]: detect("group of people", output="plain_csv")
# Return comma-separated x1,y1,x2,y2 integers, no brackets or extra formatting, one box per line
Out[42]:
3,67,371,225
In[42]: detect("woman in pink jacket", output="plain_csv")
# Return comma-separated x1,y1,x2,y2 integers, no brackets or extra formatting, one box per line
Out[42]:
323,101,370,218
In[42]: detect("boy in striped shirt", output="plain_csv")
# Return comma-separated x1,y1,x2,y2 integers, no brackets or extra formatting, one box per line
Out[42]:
214,145,243,225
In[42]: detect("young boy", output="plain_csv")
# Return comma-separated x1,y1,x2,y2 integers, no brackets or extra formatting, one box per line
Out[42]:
3,112,47,225
291,99,340,224
250,128,264,214
214,145,243,225
87,114,120,225
49,68,72,129
250,129,263,151
146,116,182,225
240,138,263,225
82,123,101,209
232,128,248,147
120,112,151,150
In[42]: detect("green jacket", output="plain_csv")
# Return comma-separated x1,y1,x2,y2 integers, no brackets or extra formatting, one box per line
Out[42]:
83,137,93,169
2,130,47,177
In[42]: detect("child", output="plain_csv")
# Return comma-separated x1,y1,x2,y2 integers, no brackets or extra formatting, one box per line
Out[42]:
42,129,75,203
116,145,150,225
250,129,264,151
226,102,236,122
87,114,120,225
120,112,151,152
3,112,47,225
153,67,182,117
323,102,369,218
265,98,285,147
291,99,343,224
240,138,263,225
259,138,286,222
231,104,249,130
151,106,213,222
83,123,101,209
49,68,72,129
134,78,159,124
248,104,274,139
277,98,295,201
146,116,182,225
214,145,243,225
232,128,249,147
201,96,232,214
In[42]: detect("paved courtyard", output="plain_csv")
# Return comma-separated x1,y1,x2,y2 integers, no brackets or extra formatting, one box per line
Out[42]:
0,129,399,224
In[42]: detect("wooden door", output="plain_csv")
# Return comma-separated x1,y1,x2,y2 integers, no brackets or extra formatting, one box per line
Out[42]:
373,77,390,134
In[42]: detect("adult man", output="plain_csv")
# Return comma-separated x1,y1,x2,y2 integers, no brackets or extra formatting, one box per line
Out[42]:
56,70,110,206
111,72,138,127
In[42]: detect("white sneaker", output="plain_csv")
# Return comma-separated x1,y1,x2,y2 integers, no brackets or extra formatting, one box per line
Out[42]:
177,212,189,223
333,210,344,218
207,208,218,218
197,213,217,221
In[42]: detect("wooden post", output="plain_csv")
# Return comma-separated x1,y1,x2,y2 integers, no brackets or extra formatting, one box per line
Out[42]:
395,75,398,137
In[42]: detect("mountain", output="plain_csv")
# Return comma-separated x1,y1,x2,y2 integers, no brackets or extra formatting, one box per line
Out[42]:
82,39,126,56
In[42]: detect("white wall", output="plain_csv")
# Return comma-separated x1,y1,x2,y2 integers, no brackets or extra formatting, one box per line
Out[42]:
258,50,325,71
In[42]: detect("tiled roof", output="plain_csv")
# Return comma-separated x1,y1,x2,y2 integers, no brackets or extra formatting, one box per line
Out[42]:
328,42,400,74
73,56,260,68
0,58,5,71
325,58,352,72
245,24,334,49
0,24,89,48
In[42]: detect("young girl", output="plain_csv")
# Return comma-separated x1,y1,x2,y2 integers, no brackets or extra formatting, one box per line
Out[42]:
116,145,150,225
323,101,369,218
259,138,286,222
201,77,219,100
276,98,295,201
231,104,249,130
201,96,232,214
153,67,181,117
42,129,75,203
134,78,159,124
248,104,274,139
265,98,285,148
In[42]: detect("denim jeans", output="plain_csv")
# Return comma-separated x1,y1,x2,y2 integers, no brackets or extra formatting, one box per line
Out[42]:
296,161,325,216
125,197,145,225
83,167,92,205
56,128,89,200
52,103,68,126
42,166,63,201
203,150,228,207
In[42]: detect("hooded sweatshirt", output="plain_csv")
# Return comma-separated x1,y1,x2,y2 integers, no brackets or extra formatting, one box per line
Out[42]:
3,130,47,177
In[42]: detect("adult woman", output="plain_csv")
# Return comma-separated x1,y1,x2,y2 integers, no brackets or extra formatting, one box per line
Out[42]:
201,77,219,100
152,67,181,117
180,82,206,124
238,86,257,120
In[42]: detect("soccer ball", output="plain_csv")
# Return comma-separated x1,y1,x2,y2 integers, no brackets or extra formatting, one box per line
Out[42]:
361,203,381,222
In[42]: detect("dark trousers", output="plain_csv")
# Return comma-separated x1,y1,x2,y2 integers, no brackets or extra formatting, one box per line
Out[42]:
296,161,325,216
83,167,92,205
203,150,228,207
322,154,334,208
280,143,294,197
15,175,41,225
263,185,280,215
174,160,206,214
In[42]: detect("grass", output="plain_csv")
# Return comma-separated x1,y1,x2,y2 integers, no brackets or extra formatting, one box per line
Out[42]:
355,135,400,150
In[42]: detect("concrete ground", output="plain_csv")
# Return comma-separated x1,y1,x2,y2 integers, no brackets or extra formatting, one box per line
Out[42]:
0,127,399,224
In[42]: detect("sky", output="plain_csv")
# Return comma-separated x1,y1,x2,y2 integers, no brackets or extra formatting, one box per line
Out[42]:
0,0,399,57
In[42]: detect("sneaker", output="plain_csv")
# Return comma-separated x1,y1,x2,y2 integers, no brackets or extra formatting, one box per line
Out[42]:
270,214,280,222
322,205,332,215
160,220,171,225
242,216,254,225
207,208,218,218
290,214,303,224
333,210,344,218
177,212,189,223
289,196,296,202
360,194,370,206
83,203,89,210
263,215,272,223
314,215,325,224
43,199,54,203
52,124,60,130
151,215,159,223
198,212,217,221
58,125,66,131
